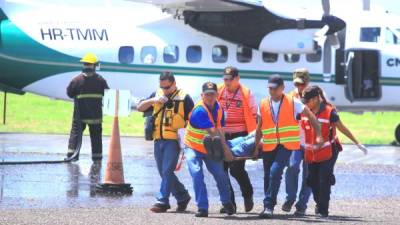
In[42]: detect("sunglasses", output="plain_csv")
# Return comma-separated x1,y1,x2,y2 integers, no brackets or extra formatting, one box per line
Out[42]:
160,84,172,90
294,83,306,87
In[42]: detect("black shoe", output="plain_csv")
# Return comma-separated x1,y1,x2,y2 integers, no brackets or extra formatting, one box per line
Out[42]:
220,203,236,214
282,201,294,212
176,197,191,212
294,208,306,217
195,209,208,217
259,208,273,218
244,197,254,212
223,203,235,215
149,203,170,213
317,212,329,218
315,205,320,215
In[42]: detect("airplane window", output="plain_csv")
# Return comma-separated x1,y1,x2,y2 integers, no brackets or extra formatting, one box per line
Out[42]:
237,45,252,63
306,47,322,63
118,46,134,64
164,45,179,63
360,27,381,42
385,28,399,45
186,45,202,63
141,46,157,64
212,45,228,63
284,53,300,63
262,52,278,63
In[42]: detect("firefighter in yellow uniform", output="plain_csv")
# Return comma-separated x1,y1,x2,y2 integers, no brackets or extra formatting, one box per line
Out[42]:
254,74,323,218
66,53,109,161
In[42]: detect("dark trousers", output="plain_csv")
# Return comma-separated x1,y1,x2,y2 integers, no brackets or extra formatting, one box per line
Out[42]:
224,131,254,206
307,146,339,216
68,108,103,160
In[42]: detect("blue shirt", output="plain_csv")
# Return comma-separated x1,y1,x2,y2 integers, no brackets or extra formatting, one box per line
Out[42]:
190,102,225,129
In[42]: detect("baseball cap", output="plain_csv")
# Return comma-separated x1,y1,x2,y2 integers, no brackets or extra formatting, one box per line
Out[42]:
268,74,284,88
202,82,218,94
293,68,310,84
223,66,239,80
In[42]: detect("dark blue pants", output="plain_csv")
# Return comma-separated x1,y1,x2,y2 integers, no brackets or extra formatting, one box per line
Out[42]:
307,146,339,216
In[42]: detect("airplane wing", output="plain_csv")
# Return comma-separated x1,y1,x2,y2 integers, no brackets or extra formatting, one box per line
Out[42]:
125,0,263,13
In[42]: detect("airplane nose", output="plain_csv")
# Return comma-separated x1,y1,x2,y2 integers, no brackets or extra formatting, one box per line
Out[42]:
322,15,346,35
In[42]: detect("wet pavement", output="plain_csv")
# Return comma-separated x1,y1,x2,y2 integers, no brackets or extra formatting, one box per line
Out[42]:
0,133,399,210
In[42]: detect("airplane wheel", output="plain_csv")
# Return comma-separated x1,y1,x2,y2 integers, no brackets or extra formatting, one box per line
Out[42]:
396,124,400,143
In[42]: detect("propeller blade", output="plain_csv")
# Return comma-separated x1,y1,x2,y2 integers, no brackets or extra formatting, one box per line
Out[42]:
323,38,332,75
363,0,370,11
322,0,330,16
327,34,340,49
315,25,329,38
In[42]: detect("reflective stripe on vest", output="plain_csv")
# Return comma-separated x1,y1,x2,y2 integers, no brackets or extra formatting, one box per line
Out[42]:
260,94,300,152
184,100,223,154
76,94,103,99
81,119,102,124
217,84,256,133
303,104,336,163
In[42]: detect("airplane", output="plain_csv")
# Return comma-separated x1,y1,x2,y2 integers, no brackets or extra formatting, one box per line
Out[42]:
0,0,399,143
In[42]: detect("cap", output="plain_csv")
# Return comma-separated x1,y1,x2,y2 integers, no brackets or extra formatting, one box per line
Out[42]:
223,66,239,80
202,82,218,94
301,85,320,103
268,74,284,88
293,68,310,84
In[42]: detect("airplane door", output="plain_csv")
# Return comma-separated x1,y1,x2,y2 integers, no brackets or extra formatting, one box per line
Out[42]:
345,49,381,102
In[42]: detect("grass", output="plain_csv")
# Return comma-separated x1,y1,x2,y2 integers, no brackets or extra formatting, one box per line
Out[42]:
0,92,398,144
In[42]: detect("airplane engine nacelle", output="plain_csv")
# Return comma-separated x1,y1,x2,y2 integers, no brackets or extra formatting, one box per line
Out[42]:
259,29,318,54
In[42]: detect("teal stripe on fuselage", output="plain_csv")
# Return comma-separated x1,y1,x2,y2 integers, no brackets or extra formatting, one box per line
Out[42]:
1,19,400,90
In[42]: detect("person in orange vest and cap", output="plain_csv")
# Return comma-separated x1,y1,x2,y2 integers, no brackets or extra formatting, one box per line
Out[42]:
184,82,236,218
217,66,257,213
301,85,367,218
254,74,323,218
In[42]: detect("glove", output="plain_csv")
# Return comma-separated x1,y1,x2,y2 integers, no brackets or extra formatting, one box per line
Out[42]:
153,95,168,104
356,144,368,155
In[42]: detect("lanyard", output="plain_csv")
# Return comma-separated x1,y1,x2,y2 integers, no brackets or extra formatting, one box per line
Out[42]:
270,95,284,126
205,103,218,126
224,86,240,110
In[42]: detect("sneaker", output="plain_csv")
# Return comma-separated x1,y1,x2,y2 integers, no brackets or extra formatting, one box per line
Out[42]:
176,197,191,212
259,208,273,218
282,201,294,212
223,203,236,215
149,203,170,213
294,208,306,217
195,209,208,217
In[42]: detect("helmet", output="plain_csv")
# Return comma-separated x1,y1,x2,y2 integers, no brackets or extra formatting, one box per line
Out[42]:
80,53,98,64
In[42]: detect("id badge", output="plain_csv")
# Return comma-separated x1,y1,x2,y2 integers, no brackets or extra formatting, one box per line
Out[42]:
224,111,228,120
236,100,242,108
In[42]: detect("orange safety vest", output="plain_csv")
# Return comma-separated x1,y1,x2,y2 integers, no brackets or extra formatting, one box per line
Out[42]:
217,83,257,133
260,95,301,152
184,100,223,154
302,104,337,163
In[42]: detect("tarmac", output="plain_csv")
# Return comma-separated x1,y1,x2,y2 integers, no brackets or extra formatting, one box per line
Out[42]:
0,133,399,224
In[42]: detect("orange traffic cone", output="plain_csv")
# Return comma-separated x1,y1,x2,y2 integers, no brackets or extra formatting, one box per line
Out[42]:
96,90,133,195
